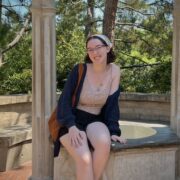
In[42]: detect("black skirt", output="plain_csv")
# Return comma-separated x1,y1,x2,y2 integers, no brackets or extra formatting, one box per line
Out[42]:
59,108,103,138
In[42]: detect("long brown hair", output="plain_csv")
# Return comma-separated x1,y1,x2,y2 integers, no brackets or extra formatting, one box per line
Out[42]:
84,35,116,64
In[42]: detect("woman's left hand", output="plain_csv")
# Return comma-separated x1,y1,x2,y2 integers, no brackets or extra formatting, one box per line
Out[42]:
111,135,127,144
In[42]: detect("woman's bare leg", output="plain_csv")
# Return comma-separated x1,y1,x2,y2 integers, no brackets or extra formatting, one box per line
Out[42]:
86,122,111,180
60,131,94,180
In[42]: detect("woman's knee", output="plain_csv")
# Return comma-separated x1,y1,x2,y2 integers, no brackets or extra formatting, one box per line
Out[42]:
60,131,92,165
94,137,111,152
75,132,92,166
75,149,92,167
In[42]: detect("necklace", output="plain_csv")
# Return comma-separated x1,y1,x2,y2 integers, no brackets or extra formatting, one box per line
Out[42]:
87,64,111,92
86,75,104,92
96,83,103,91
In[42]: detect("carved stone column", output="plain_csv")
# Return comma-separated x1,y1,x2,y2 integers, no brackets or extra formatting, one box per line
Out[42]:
29,0,56,180
171,1,180,179
171,0,180,137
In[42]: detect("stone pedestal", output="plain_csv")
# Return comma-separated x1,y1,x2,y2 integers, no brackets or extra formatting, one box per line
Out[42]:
30,0,56,180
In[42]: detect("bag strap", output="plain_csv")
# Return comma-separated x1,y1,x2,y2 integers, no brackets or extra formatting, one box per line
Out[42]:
72,63,84,106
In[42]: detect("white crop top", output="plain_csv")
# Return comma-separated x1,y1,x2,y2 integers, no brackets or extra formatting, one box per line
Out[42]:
77,65,112,115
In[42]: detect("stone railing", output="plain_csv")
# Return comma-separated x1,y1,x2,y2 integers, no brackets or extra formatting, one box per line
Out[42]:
0,92,171,128
120,92,170,123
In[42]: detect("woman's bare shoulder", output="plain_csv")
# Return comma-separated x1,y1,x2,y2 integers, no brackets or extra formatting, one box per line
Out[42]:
111,63,121,77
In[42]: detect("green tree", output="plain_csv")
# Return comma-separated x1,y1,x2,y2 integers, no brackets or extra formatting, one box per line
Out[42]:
0,35,32,94
0,0,31,94
0,0,173,94
115,0,172,93
56,0,86,90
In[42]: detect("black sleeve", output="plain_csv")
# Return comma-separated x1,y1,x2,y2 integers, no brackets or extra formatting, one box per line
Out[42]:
102,89,121,136
56,64,79,128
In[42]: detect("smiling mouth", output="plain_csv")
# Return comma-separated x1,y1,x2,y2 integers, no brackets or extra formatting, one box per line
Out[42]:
94,56,101,60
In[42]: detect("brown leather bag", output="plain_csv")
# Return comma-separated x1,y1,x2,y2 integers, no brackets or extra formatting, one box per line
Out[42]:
48,64,84,142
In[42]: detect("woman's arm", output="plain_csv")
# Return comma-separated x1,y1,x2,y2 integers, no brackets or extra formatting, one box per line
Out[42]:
102,63,121,136
110,64,126,143
109,63,121,95
57,64,87,147
103,64,127,143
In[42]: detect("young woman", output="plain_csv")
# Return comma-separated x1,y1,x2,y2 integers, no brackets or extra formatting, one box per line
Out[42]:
56,34,126,180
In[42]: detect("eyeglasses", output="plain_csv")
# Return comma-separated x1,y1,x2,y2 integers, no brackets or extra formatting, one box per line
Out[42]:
87,45,106,53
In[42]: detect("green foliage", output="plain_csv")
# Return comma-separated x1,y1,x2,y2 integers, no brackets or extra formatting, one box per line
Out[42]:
149,61,171,93
115,0,173,93
0,35,32,94
0,0,174,94
120,61,171,93
56,0,86,28
0,1,32,94
55,0,86,90
0,69,32,94
0,0,30,48
56,27,85,90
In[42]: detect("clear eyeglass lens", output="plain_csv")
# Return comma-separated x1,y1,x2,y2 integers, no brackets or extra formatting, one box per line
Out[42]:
87,45,105,53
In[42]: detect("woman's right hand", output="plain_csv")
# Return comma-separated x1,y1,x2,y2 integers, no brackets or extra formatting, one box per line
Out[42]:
68,126,84,148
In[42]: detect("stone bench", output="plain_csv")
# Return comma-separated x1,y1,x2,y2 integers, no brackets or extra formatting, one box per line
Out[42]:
0,124,32,172
54,121,180,180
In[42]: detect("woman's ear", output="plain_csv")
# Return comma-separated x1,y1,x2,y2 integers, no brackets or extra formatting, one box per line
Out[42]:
106,46,111,53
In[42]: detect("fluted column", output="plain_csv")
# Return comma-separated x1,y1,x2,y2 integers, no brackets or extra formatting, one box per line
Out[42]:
29,0,56,180
171,0,180,137
171,1,180,179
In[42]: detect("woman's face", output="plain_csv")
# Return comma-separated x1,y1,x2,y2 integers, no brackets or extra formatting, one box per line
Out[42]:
86,38,110,65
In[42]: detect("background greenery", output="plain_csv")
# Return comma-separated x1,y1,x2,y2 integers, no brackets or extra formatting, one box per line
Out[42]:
0,0,173,94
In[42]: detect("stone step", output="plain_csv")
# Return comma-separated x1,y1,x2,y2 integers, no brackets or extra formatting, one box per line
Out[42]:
0,124,32,172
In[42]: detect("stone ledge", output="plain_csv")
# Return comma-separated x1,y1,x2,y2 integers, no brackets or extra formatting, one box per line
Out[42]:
114,121,180,151
54,122,180,180
0,124,32,172
0,92,170,105
0,124,32,147
120,92,170,102
0,94,32,105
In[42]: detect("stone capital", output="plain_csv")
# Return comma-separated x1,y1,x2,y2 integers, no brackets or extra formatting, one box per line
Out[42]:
28,176,53,180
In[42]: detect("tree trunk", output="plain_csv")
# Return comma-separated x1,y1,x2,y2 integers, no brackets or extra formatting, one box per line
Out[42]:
2,15,30,54
85,0,95,37
103,0,118,42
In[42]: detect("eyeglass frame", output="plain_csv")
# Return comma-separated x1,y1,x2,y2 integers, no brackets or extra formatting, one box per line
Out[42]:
86,45,107,54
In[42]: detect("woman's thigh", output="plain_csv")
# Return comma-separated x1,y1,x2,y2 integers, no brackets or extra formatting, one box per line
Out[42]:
60,131,91,162
86,122,111,149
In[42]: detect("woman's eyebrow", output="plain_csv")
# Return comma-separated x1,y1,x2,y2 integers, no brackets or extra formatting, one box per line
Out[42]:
87,44,104,49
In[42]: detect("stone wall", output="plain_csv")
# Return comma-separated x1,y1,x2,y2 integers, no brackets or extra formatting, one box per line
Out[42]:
0,95,32,128
120,92,170,123
0,92,172,171
54,146,178,180
0,92,171,128
0,95,32,171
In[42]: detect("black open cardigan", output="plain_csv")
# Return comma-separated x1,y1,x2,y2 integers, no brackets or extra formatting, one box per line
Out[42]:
54,63,121,157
